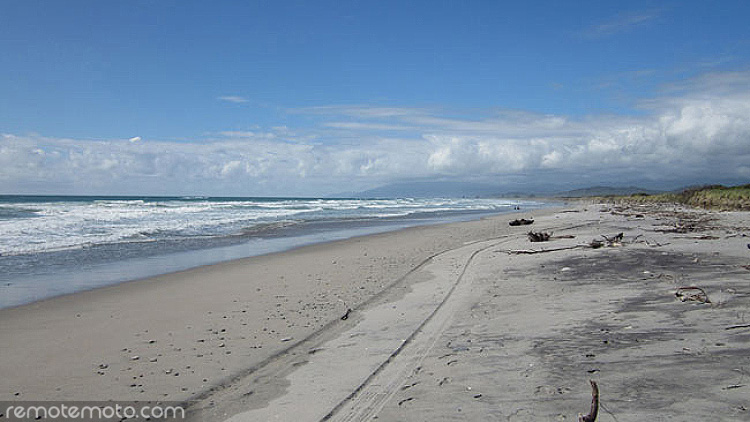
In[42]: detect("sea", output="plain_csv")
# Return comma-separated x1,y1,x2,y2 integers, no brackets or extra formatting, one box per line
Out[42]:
0,195,546,309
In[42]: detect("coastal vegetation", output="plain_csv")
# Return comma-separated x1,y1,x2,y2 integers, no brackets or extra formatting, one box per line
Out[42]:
599,184,750,211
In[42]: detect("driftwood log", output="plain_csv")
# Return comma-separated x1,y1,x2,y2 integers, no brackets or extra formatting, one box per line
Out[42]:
726,324,750,330
578,380,599,422
675,286,711,304
509,218,534,226
527,231,552,242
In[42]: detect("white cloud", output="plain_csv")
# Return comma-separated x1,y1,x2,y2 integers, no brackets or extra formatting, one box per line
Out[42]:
3,71,750,196
323,122,414,131
581,9,661,39
217,95,249,103
541,150,563,168
295,105,425,118
218,131,277,140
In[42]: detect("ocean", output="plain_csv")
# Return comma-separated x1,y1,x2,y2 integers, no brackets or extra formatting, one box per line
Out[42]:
0,195,544,309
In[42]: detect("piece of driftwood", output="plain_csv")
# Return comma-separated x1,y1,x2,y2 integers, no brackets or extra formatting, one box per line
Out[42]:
656,223,697,234
578,380,599,422
341,308,353,320
601,232,624,244
528,231,552,242
726,324,750,331
589,233,623,249
509,218,534,226
675,286,711,304
502,245,586,254
689,235,720,240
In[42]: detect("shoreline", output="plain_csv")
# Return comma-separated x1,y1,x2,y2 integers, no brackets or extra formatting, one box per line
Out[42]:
1,205,549,310
0,207,557,403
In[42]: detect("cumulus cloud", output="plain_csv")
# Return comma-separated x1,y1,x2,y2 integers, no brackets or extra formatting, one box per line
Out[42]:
3,71,750,196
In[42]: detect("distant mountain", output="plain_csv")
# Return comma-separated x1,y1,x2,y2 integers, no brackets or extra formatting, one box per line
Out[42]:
330,182,667,199
331,181,506,198
552,186,663,198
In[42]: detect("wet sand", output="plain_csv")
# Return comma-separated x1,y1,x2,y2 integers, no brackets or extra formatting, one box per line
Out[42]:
2,204,749,421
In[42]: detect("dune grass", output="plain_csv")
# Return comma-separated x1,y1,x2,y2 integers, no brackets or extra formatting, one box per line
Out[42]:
603,184,750,211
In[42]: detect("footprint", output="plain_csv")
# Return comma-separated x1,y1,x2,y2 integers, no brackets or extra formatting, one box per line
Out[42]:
400,382,419,390
398,397,414,406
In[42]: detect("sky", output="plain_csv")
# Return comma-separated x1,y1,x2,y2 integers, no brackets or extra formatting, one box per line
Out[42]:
1,0,750,196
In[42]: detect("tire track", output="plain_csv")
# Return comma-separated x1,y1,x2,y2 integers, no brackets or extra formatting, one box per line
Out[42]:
320,218,590,422
320,237,514,422
198,217,580,421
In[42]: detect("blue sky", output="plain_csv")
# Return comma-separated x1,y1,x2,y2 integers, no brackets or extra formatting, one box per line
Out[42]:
2,0,750,196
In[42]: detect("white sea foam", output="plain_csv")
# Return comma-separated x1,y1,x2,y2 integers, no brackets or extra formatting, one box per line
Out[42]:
0,197,525,256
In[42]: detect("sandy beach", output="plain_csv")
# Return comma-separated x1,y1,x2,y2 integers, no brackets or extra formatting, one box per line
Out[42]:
2,204,750,421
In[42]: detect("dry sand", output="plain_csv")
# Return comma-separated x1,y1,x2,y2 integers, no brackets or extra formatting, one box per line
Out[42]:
2,204,750,421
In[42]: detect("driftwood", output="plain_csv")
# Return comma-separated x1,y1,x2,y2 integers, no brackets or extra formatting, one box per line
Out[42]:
503,245,586,255
689,235,720,240
655,220,708,234
502,231,630,254
502,236,622,254
726,324,750,331
590,233,625,249
601,232,624,244
589,239,605,249
341,308,353,320
578,380,599,422
675,286,711,304
528,231,552,242
509,218,534,226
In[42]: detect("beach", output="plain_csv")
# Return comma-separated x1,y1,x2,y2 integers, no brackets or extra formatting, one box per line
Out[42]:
0,196,528,309
2,203,749,421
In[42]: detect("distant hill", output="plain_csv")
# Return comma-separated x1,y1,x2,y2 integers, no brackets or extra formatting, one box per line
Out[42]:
331,182,666,199
552,186,662,198
331,181,505,198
